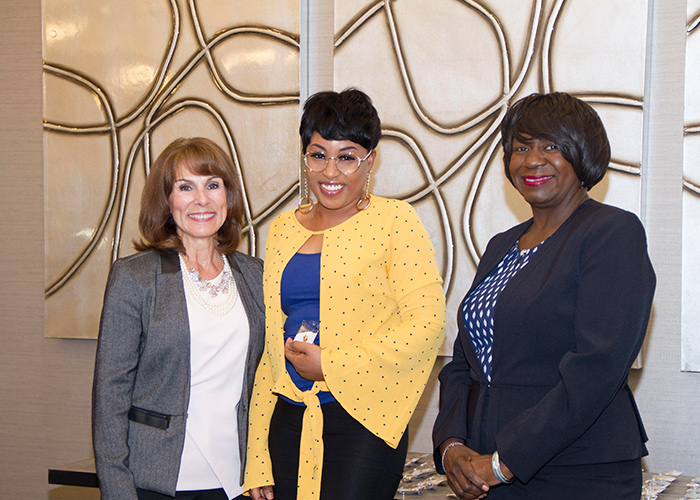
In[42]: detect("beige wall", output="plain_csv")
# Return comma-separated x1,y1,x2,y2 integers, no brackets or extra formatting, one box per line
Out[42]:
1,2,699,499
0,3,95,498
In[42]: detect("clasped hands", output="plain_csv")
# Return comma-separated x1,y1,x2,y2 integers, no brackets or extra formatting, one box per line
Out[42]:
441,441,513,499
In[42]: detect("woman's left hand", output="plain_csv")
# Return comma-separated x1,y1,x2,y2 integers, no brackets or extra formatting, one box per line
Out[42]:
285,338,324,381
469,454,511,487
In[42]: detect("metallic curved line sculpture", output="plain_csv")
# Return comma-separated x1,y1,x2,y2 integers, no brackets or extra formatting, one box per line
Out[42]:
114,0,180,129
43,0,670,332
381,106,505,288
407,107,508,201
382,0,509,134
689,11,700,33
685,180,700,195
685,10,699,197
335,0,542,135
541,0,564,95
542,2,644,178
44,0,179,133
43,64,120,297
252,182,299,226
334,0,384,47
44,4,301,298
112,100,257,262
335,0,651,284
381,129,455,294
188,0,299,103
464,131,503,267
195,26,300,104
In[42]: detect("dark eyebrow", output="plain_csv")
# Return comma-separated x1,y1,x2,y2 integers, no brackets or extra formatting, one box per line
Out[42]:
173,175,221,183
308,143,359,153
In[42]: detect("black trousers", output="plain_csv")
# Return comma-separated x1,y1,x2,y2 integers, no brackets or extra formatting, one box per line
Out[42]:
269,398,408,500
137,488,244,500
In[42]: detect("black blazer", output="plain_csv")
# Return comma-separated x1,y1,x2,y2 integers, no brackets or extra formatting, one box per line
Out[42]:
433,200,655,482
93,250,265,499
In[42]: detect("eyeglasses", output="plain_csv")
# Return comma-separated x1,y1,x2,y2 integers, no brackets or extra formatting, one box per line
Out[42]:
302,149,373,175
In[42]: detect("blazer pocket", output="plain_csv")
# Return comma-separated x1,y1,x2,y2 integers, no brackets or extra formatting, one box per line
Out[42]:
128,406,171,430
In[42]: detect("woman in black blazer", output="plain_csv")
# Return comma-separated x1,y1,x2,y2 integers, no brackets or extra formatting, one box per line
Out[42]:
433,93,655,499
92,138,265,500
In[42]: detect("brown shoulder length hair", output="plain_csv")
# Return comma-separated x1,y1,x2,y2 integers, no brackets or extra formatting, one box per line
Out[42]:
134,137,245,254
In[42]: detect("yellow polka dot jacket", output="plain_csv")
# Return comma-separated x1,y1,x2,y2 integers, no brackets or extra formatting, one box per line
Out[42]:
244,197,446,498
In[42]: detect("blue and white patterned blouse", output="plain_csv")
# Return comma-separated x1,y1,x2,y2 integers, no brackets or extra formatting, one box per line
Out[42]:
462,240,541,383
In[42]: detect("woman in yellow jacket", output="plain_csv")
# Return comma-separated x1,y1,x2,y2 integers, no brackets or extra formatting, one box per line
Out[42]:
245,89,446,500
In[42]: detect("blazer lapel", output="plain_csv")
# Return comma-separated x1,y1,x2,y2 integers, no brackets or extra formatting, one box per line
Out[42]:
227,252,265,381
467,220,532,298
154,251,189,336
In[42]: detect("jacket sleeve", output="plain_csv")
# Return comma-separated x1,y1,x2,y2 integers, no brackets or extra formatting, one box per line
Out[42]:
243,226,281,493
232,252,266,486
92,259,147,499
321,204,446,447
243,344,277,492
432,329,473,473
495,211,656,482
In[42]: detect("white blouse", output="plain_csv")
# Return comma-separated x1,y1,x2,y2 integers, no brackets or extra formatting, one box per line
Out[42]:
177,268,249,498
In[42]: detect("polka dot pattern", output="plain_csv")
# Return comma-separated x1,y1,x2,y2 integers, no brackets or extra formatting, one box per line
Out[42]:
463,240,540,383
244,196,446,496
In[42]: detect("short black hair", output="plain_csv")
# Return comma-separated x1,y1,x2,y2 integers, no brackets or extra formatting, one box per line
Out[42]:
299,88,381,153
501,92,610,190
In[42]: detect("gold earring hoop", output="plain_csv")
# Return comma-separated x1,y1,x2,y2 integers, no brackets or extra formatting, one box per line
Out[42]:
356,171,372,211
298,175,314,214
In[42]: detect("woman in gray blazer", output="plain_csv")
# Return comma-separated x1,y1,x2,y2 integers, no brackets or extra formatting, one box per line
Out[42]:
92,137,265,500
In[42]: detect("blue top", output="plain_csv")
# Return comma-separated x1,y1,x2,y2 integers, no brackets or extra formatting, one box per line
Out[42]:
462,240,541,383
280,252,334,405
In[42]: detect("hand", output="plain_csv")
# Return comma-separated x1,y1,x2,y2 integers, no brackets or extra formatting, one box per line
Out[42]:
441,441,489,499
469,454,508,487
285,338,324,381
248,485,274,500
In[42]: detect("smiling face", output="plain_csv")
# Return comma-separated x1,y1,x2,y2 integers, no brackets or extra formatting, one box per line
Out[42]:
168,167,228,249
508,137,587,214
304,132,375,221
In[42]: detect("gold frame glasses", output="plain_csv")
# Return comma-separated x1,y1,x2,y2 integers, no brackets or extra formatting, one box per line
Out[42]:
302,149,373,175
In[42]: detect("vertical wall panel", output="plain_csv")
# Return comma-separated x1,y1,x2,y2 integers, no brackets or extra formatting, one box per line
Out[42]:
682,1,700,370
1,3,98,498
332,0,649,349
633,0,700,476
42,0,301,338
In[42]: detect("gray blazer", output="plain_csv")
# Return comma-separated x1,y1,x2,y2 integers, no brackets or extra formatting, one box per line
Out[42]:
92,250,264,499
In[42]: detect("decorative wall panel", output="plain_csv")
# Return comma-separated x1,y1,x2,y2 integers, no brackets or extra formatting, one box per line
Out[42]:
334,0,648,349
682,2,700,370
43,0,652,344
43,0,300,338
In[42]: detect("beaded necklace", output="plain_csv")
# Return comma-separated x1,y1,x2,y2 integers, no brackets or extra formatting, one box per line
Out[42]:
179,253,237,315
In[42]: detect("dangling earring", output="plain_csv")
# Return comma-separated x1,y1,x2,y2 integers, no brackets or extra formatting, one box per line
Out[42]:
356,171,372,211
298,175,313,214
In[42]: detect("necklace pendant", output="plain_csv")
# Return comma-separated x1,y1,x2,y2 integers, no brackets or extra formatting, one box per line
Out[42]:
178,253,238,315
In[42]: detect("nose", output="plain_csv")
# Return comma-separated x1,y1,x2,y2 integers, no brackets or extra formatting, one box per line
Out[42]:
194,187,209,204
523,147,545,167
322,157,341,177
